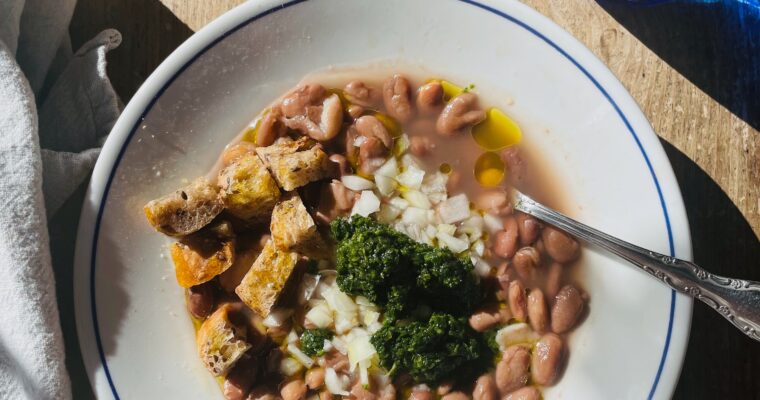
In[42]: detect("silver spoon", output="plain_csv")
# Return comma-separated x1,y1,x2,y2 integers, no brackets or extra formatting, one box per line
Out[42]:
512,190,760,342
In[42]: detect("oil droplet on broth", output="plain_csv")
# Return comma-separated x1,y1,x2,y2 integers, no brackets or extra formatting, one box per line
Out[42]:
439,163,452,174
474,152,505,187
373,111,403,138
472,108,522,151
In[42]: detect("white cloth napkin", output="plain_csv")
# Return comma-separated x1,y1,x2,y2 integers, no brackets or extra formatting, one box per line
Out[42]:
0,1,120,398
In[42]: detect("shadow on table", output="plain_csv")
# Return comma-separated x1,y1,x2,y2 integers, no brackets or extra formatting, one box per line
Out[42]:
597,0,760,132
660,139,760,398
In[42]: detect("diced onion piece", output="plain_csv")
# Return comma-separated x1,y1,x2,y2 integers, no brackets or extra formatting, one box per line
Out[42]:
375,156,399,178
425,225,437,238
472,256,492,277
287,330,299,344
437,223,456,235
359,364,370,387
323,339,334,353
436,231,469,254
347,334,377,369
305,303,333,329
495,323,539,350
439,193,471,224
298,274,321,304
262,308,293,328
421,172,448,195
376,203,402,224
355,296,376,308
287,343,315,368
402,190,431,209
483,213,504,234
342,175,375,191
332,337,348,355
472,240,486,257
325,368,350,396
361,310,380,327
401,207,429,225
394,134,410,155
400,153,422,170
335,313,359,334
351,190,381,217
396,165,425,189
280,357,304,376
323,286,358,314
388,197,409,210
375,174,397,196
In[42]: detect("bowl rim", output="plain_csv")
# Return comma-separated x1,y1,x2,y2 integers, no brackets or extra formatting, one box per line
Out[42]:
73,0,693,398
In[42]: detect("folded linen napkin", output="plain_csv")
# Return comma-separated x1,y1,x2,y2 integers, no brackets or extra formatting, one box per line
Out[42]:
0,1,120,399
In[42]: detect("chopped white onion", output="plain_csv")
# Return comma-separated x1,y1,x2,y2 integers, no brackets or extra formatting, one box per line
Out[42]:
323,339,334,353
287,330,299,344
396,165,425,189
375,174,397,196
305,303,333,329
347,333,376,370
436,231,469,254
388,196,410,210
400,153,422,170
439,193,471,224
325,368,350,396
472,256,492,277
425,225,437,238
342,175,375,191
495,323,539,350
483,213,504,234
401,207,429,225
402,189,431,209
394,134,410,155
375,156,399,178
287,343,315,368
298,273,321,304
376,203,402,224
262,308,293,328
332,337,348,355
472,240,486,257
280,357,304,376
351,190,381,217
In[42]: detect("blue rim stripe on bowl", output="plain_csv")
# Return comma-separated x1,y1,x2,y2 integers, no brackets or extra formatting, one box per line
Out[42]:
88,1,677,398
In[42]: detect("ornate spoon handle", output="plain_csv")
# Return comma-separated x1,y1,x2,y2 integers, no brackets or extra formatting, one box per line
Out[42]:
513,191,760,342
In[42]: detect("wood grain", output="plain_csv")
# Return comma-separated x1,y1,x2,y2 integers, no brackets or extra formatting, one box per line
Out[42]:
66,1,759,399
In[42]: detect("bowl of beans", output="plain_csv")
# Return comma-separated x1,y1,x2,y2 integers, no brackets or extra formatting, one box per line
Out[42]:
74,1,693,399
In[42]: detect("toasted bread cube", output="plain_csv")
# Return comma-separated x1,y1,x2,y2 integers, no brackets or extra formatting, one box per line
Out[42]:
218,153,281,221
235,240,299,317
270,193,327,258
143,177,223,236
196,304,251,376
256,137,331,191
170,221,235,288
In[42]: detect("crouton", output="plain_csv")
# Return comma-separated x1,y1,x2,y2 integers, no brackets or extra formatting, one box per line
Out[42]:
270,193,327,259
143,177,223,236
170,221,235,288
196,304,251,376
218,153,281,221
235,240,299,318
256,137,331,191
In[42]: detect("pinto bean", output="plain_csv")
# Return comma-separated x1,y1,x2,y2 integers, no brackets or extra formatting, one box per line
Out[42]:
508,280,527,322
475,190,511,216
501,147,527,187
531,333,565,386
224,356,259,400
187,282,216,319
378,384,396,400
473,374,498,400
283,93,343,141
247,386,279,400
350,382,376,400
436,92,486,135
410,387,434,400
305,367,325,389
318,390,333,400
496,345,530,394
469,305,502,332
503,387,540,400
347,104,364,119
527,288,548,333
382,75,414,123
512,247,540,281
437,381,454,396
441,392,469,400
328,154,352,177
281,84,326,117
345,80,380,107
221,142,257,167
492,216,519,259
542,226,580,263
545,262,563,299
358,136,389,175
323,350,349,372
355,115,393,148
551,285,585,334
416,81,444,116
409,135,435,157
280,379,307,400
315,180,357,223
257,109,286,147
515,213,541,245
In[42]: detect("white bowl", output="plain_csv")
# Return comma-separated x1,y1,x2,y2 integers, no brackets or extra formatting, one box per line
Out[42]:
74,0,693,398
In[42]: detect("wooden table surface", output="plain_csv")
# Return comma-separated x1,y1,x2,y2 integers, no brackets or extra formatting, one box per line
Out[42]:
63,0,760,398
